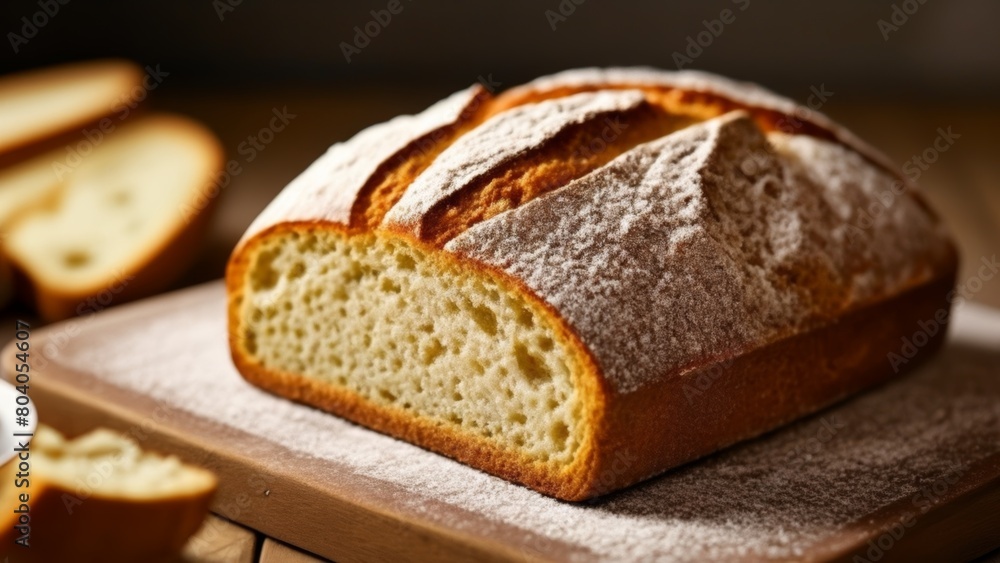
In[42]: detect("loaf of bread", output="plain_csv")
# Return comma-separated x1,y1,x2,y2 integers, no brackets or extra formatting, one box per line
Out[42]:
0,425,216,562
227,68,957,501
0,114,223,321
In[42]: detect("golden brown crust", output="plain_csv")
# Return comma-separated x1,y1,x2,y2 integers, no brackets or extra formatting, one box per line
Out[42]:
350,87,493,230
0,463,215,562
417,103,696,246
491,67,899,177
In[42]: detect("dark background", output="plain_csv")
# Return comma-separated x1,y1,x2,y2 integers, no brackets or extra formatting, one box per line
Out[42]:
3,0,999,98
1,0,998,305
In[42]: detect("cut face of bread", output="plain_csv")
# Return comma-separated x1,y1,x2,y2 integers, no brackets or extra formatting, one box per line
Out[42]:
29,425,216,498
0,425,216,563
239,231,589,465
1,114,223,320
0,59,143,157
228,69,957,500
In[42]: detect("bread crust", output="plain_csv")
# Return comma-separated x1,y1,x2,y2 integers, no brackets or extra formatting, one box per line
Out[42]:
0,456,215,562
226,68,960,501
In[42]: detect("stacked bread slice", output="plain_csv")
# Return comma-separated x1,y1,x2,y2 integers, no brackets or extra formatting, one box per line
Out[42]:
0,60,223,320
0,425,217,563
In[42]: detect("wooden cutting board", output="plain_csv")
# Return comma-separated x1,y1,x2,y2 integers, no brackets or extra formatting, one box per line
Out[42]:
3,282,999,562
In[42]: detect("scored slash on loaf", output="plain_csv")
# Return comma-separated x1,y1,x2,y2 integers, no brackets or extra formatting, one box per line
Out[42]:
226,67,957,501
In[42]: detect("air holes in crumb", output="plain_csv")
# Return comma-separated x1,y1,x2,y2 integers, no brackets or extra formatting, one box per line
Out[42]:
288,262,306,280
250,247,282,290
422,339,444,365
509,412,527,424
470,304,497,335
378,389,397,402
515,306,535,328
63,250,91,269
243,329,258,354
380,278,401,293
514,343,551,382
550,421,569,449
396,253,416,270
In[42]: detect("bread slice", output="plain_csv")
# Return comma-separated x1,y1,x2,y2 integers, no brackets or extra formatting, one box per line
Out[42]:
0,59,143,160
1,114,224,321
0,59,144,312
227,68,957,500
0,425,216,563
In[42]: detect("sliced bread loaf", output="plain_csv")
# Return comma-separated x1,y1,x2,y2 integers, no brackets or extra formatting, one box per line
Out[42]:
227,68,957,500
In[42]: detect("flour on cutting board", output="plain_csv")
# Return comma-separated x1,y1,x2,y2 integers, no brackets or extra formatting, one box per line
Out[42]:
66,288,1000,561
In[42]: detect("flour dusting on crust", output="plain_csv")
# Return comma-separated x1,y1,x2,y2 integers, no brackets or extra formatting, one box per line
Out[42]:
240,85,483,243
447,113,953,393
383,90,646,232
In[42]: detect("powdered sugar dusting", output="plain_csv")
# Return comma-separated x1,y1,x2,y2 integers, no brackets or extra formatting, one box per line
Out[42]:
239,85,483,244
383,90,646,232
446,113,952,393
59,285,1000,561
